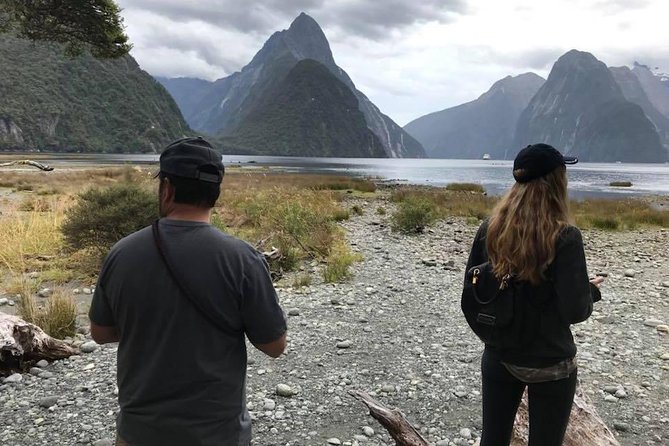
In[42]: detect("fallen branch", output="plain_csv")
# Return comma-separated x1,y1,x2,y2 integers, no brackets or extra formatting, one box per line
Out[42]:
0,160,54,171
351,387,620,446
349,390,429,446
1,313,78,366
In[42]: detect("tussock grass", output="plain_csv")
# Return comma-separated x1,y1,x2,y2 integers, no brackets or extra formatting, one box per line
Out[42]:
445,182,486,193
37,290,78,339
351,204,364,216
218,186,349,273
572,199,669,230
323,241,362,283
292,274,312,288
0,202,66,273
390,187,494,231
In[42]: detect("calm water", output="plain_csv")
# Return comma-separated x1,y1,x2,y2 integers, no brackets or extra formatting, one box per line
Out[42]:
10,153,669,198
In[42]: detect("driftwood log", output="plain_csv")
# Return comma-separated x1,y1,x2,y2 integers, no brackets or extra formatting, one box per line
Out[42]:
351,387,620,446
1,313,78,367
0,160,54,171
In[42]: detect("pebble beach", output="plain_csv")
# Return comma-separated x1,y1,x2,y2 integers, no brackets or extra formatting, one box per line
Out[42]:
1,198,668,446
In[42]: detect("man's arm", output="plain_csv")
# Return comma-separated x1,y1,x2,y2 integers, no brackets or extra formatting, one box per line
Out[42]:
241,250,288,358
252,332,287,358
90,323,120,344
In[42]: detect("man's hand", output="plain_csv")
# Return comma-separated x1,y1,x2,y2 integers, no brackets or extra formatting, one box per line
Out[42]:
90,323,120,344
252,332,287,358
589,276,605,288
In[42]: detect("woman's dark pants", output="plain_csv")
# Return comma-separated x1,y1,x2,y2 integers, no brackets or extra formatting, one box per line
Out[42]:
480,349,577,446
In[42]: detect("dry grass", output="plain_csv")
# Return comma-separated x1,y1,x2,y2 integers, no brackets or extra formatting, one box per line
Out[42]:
572,198,669,230
323,240,363,283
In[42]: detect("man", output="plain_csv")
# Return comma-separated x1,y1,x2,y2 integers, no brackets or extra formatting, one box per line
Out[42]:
89,136,287,446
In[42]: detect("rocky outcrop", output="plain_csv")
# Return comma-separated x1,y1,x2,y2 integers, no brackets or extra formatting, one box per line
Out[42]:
158,13,425,158
632,63,669,119
514,50,666,162
0,117,24,145
404,73,545,159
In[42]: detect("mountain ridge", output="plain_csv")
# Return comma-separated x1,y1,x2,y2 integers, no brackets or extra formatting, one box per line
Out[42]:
404,73,545,159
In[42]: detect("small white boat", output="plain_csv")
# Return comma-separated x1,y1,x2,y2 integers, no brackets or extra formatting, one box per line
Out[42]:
482,153,491,160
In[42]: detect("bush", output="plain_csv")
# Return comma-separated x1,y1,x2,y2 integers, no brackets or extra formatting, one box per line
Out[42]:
392,198,437,233
351,204,364,216
376,207,387,215
62,183,158,254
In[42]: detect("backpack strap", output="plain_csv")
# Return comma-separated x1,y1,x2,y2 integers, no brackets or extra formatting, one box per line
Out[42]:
151,220,236,337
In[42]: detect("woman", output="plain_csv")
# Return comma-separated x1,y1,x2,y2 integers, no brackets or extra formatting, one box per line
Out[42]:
464,143,603,445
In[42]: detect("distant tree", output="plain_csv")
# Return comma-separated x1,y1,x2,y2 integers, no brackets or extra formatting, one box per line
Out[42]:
0,0,131,58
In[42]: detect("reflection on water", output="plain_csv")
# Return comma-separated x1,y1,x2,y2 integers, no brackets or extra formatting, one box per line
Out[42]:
4,153,669,198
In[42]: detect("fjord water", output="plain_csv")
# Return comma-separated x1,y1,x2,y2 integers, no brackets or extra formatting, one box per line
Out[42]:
31,154,669,198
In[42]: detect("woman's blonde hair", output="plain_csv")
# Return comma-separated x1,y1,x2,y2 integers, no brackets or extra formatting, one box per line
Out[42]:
486,166,570,284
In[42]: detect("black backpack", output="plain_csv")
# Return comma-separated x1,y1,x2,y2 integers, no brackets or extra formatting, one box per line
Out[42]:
461,261,518,348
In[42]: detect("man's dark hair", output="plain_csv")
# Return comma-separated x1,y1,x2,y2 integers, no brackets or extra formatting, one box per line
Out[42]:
160,170,221,208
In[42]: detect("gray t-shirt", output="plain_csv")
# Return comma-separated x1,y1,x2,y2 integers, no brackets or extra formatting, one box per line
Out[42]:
89,219,287,446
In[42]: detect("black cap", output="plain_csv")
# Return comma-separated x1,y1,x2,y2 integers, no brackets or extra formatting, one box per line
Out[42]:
513,143,578,183
157,137,224,183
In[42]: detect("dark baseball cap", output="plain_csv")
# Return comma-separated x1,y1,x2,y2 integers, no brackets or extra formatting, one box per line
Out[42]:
156,137,224,183
513,143,578,183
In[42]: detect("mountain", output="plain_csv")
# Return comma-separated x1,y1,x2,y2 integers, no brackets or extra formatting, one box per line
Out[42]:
158,13,425,158
404,73,545,159
0,35,189,153
610,66,669,150
513,50,666,163
631,63,669,119
220,59,384,157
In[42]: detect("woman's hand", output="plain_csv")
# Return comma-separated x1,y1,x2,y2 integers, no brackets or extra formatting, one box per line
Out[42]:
589,276,605,288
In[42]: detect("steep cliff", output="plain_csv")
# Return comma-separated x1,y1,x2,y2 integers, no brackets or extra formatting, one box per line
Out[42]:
0,35,189,152
513,50,665,162
221,59,384,157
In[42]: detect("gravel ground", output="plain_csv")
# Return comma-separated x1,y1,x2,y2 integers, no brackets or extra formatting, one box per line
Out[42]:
1,199,668,446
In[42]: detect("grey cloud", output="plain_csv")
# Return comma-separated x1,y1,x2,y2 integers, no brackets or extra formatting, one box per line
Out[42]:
593,0,651,14
120,0,467,41
463,47,566,71
321,0,468,39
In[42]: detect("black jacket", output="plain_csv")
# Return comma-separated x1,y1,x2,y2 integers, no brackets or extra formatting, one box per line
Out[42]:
465,221,601,367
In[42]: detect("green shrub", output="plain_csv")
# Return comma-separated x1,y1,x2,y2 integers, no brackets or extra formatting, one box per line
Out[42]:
376,207,387,215
62,183,158,254
391,198,437,233
351,204,364,216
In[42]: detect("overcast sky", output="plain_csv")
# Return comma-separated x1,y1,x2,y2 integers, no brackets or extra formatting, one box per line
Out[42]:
116,0,669,126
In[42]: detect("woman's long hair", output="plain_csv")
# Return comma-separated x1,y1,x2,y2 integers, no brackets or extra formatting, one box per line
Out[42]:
486,166,570,284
